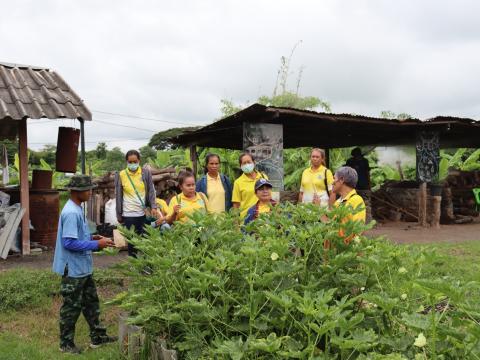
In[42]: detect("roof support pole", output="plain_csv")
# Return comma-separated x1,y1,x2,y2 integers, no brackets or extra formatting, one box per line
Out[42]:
79,118,86,175
325,148,330,169
18,118,30,255
416,130,440,228
189,145,198,178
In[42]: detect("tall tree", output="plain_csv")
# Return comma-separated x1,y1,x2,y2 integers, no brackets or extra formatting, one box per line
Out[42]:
148,127,200,150
95,142,107,159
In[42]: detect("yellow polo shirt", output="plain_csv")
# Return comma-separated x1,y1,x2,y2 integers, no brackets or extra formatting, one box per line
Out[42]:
258,202,272,215
168,192,208,223
232,172,268,219
206,174,225,213
300,166,334,206
119,167,145,217
155,198,169,217
321,189,366,249
335,189,366,224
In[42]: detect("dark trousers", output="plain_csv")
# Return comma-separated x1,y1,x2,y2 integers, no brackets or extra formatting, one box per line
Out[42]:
59,274,106,347
123,215,146,257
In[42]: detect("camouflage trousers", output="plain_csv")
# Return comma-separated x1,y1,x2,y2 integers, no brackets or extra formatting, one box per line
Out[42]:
59,274,107,347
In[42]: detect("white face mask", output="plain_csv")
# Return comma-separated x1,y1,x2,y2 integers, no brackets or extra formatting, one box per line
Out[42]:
127,163,139,172
241,163,255,174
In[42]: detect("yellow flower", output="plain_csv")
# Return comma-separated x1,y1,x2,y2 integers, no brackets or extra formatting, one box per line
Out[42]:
353,236,361,244
270,252,279,261
398,267,407,274
414,333,427,348
401,293,408,300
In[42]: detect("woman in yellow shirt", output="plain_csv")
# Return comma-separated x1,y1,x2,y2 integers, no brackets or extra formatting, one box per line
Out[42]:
167,171,208,224
195,153,233,213
298,148,335,207
232,153,268,219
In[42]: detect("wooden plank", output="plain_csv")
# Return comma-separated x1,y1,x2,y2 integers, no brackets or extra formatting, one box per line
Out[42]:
432,195,441,229
95,194,101,225
418,182,427,227
0,206,26,259
18,119,30,255
0,207,17,256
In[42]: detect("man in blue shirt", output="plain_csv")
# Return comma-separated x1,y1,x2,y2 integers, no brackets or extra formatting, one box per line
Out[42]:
52,175,116,354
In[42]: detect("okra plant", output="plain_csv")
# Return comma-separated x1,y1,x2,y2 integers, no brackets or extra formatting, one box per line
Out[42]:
113,203,480,359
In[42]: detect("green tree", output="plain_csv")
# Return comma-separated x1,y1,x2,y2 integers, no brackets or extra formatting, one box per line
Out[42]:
95,142,107,160
220,44,331,116
103,147,125,172
148,127,200,150
139,145,157,162
30,145,56,167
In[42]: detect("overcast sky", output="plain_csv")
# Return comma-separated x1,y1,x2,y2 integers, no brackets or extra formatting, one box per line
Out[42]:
2,0,480,151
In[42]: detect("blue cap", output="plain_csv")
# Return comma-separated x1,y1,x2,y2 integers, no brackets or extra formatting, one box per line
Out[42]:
255,178,273,191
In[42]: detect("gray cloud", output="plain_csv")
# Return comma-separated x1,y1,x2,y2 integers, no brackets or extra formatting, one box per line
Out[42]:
2,0,479,151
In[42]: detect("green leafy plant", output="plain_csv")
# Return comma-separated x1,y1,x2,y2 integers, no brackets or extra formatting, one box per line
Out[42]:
113,205,480,359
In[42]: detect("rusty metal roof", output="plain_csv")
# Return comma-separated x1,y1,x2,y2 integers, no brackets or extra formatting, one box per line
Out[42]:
0,62,91,121
171,103,480,149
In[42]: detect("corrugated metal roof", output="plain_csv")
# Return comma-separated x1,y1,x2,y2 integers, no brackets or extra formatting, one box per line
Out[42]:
171,103,480,149
0,62,91,121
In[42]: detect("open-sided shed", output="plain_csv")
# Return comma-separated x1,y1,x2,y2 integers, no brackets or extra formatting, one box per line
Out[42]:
0,62,91,255
171,103,480,226
172,103,480,149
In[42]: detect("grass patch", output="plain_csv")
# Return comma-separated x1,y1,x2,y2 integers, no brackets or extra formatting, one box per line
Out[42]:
0,268,124,359
412,240,480,282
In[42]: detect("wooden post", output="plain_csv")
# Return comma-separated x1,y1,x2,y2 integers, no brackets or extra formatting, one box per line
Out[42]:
189,145,198,178
79,118,86,175
432,195,441,229
18,118,30,255
325,148,330,169
418,182,427,227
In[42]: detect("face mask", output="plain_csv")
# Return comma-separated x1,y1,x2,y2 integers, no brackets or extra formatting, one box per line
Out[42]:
241,163,255,174
127,163,139,172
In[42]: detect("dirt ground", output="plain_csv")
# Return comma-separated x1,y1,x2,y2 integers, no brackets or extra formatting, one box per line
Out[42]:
366,218,480,244
0,250,129,271
1,219,479,271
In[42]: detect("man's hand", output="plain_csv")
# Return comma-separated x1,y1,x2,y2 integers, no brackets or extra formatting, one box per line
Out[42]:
173,205,181,215
151,208,159,217
97,237,115,249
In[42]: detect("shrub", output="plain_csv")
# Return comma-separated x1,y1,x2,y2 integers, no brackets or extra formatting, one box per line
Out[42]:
115,204,480,359
0,269,58,311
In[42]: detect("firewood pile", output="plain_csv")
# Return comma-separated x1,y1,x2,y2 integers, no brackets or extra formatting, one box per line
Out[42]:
372,172,480,224
442,170,480,223
371,181,423,222
88,166,179,225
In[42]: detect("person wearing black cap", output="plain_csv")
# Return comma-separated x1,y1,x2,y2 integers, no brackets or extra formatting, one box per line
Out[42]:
52,175,117,354
244,178,277,225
